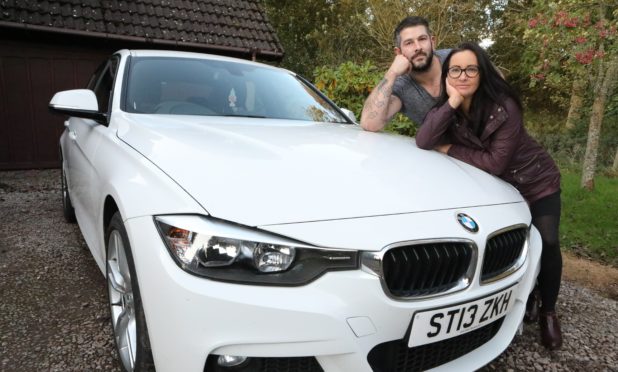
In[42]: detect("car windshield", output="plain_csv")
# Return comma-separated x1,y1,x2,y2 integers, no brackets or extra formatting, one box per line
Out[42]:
123,57,348,123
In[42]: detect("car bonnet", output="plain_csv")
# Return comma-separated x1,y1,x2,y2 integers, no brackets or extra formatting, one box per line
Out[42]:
116,113,524,226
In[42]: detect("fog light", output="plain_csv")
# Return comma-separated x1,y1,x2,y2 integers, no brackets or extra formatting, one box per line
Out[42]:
217,355,248,367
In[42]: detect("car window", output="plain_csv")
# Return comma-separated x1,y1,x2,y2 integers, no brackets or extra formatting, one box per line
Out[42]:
90,56,119,114
86,61,106,91
123,57,348,123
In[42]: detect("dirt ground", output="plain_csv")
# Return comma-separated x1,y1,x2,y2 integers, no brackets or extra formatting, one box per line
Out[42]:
1,169,617,371
562,251,618,300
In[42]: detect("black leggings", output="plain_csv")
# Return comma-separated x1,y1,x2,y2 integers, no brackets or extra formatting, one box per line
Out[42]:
530,191,562,312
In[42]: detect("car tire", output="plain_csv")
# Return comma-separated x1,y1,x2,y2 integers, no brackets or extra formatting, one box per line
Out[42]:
106,212,155,372
61,163,77,223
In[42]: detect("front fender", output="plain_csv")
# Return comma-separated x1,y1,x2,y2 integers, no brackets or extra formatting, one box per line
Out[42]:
89,130,207,274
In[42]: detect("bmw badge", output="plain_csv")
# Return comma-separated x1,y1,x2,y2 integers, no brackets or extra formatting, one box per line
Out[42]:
457,213,479,233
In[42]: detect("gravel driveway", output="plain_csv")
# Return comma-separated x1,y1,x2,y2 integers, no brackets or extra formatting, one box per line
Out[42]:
1,170,616,372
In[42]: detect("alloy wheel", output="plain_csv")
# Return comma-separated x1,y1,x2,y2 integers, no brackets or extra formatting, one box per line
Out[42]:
107,230,137,371
61,168,68,209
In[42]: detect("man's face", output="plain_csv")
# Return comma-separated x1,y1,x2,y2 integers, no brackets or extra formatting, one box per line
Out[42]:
395,25,436,72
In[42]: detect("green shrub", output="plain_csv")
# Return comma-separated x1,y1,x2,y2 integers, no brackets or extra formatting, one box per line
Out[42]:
313,61,381,119
313,61,415,136
524,110,618,172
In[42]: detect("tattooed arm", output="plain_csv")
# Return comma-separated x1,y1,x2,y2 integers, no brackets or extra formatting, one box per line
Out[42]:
360,55,409,132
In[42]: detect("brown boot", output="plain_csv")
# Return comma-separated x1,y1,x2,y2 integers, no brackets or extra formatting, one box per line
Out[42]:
539,311,563,350
524,289,540,323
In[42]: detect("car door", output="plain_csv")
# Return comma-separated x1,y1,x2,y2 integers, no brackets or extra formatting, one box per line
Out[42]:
67,56,119,252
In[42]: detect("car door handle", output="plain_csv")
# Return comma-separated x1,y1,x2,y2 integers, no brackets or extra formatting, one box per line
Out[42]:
64,121,77,139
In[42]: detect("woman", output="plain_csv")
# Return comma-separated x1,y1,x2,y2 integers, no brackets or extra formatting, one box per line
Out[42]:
416,42,563,350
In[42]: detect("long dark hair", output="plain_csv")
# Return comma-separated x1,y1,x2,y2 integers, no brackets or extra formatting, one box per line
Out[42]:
437,42,522,135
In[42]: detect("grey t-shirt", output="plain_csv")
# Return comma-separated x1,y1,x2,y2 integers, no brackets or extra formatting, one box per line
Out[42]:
392,49,451,126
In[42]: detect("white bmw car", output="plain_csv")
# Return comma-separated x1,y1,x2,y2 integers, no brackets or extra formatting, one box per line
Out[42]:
49,49,541,372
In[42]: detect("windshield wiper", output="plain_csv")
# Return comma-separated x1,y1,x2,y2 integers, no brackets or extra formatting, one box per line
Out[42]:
221,114,268,118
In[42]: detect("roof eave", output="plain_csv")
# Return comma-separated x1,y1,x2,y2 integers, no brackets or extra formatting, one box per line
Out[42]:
0,21,284,61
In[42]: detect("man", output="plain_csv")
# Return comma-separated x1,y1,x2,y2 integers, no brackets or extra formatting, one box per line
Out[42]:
360,16,450,131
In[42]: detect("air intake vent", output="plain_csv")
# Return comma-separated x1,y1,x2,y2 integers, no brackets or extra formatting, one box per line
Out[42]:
367,317,504,371
481,227,527,282
383,242,473,297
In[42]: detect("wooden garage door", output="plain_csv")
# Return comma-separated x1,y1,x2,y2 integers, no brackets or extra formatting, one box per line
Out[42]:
0,38,113,170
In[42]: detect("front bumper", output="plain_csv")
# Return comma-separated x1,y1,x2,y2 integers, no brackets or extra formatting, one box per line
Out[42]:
124,212,542,372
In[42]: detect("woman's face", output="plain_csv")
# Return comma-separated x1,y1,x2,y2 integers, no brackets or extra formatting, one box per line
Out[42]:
447,50,481,100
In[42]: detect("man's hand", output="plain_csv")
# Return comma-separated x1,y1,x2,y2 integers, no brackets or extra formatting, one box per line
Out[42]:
387,54,412,78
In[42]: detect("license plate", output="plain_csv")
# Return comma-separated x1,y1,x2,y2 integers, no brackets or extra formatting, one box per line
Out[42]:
408,285,516,347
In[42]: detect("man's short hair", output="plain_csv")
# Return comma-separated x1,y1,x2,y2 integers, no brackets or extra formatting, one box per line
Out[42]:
394,16,432,48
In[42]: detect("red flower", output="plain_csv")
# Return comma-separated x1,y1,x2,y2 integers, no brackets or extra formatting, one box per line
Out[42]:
575,36,587,44
575,49,595,65
529,18,539,28
554,11,569,26
564,17,578,28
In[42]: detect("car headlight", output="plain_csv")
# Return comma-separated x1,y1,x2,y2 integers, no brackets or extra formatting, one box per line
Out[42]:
154,215,358,285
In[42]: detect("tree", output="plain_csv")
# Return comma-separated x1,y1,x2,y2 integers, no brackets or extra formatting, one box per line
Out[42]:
565,79,587,130
364,0,496,68
582,54,618,188
522,0,617,190
485,1,529,109
265,0,501,76
262,0,369,77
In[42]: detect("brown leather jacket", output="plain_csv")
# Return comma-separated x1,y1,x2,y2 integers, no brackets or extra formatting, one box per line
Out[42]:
417,98,560,203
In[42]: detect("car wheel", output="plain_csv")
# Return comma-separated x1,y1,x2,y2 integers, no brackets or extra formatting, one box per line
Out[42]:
106,212,155,372
61,164,76,223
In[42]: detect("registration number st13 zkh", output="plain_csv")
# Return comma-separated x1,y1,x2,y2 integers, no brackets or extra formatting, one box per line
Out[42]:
408,285,516,347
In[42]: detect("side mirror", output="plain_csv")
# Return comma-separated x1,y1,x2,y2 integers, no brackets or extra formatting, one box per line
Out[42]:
340,108,358,124
49,89,106,123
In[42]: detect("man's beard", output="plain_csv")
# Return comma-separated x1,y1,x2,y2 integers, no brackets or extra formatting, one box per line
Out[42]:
411,49,434,72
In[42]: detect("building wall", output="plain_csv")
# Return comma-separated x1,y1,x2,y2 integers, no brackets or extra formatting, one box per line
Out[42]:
0,31,115,170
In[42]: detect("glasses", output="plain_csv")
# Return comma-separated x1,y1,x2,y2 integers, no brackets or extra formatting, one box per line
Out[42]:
448,66,480,79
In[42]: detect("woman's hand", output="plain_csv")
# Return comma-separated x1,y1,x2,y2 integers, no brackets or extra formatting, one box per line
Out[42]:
446,79,464,109
435,144,452,154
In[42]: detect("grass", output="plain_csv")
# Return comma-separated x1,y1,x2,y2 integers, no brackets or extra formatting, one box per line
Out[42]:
560,169,618,266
